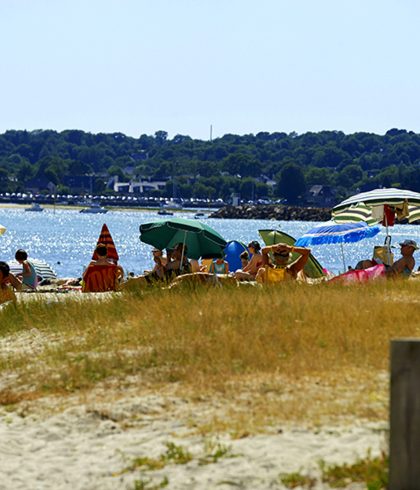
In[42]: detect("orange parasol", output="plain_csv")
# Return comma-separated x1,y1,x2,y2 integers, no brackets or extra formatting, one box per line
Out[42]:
92,223,119,262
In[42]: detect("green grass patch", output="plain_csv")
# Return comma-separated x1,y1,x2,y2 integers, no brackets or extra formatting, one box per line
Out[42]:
320,451,388,489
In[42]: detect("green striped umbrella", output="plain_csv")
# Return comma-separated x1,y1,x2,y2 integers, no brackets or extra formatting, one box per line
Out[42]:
332,188,420,225
332,202,380,226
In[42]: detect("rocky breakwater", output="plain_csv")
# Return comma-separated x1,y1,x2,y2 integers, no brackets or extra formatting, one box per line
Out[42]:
209,204,332,221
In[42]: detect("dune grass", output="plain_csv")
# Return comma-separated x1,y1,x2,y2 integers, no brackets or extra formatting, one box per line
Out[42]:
0,280,419,429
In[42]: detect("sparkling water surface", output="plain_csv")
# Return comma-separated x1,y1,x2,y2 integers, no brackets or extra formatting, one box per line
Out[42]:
1,207,419,277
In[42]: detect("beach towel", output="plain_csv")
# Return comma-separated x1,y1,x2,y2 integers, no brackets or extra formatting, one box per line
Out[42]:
329,264,386,284
82,264,120,293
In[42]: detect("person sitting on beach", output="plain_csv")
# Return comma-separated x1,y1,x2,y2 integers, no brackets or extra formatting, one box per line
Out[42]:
143,248,168,282
83,243,124,282
209,255,229,275
0,261,20,303
164,243,191,278
255,243,311,283
240,250,249,269
14,249,38,290
234,241,263,281
386,240,418,278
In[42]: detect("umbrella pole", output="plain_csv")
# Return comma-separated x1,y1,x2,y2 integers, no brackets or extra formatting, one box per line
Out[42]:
384,213,392,265
340,242,346,272
180,231,187,273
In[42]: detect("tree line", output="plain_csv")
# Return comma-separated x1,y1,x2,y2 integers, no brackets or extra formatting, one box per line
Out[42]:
1,128,420,203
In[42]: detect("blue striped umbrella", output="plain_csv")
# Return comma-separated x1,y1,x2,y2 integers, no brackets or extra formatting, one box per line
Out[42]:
296,221,380,271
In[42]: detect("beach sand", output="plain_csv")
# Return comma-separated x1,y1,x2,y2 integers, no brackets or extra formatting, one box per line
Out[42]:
0,387,386,490
0,292,388,489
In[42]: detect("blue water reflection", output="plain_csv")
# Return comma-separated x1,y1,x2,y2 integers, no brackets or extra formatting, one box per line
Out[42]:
1,207,419,277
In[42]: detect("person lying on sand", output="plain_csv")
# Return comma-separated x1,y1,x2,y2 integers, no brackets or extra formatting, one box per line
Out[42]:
256,243,311,283
169,271,237,288
234,241,263,281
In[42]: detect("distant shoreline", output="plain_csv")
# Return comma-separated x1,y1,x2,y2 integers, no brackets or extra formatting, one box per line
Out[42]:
210,204,332,221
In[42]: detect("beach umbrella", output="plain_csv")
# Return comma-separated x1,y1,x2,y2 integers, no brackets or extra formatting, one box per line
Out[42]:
295,221,381,271
139,217,227,260
8,258,57,282
332,188,420,227
0,224,5,236
92,223,119,262
332,188,420,264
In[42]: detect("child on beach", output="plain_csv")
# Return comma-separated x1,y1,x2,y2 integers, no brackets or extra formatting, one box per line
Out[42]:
209,255,229,275
15,249,38,290
0,261,20,303
240,250,249,269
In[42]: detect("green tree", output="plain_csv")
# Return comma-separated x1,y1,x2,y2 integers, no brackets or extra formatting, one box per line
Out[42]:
276,163,306,203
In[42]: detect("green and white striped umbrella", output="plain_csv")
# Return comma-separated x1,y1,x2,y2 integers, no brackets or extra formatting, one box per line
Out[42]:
332,188,420,225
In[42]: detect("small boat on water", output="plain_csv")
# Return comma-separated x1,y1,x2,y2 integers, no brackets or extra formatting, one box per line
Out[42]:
194,212,207,219
158,209,174,216
80,202,108,214
163,200,183,210
25,202,44,212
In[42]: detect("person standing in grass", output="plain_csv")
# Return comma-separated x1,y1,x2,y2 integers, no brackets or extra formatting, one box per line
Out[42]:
14,249,38,290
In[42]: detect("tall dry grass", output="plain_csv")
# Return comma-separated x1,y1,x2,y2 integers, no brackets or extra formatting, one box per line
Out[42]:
1,280,419,429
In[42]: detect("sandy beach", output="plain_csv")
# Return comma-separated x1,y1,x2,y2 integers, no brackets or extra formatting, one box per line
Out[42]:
0,287,396,489
0,388,386,490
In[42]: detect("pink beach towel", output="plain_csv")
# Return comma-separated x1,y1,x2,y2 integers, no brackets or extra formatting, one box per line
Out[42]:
329,264,386,284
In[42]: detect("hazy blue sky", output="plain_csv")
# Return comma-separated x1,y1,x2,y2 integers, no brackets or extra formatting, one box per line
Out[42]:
1,0,419,140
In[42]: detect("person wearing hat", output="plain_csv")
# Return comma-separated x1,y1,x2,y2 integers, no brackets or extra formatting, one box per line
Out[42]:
255,242,311,283
387,239,418,277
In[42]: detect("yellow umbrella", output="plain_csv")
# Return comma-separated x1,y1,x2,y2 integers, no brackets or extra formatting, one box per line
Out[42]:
0,224,5,236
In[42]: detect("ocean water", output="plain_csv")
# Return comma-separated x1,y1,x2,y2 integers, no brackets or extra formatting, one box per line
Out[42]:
1,207,419,278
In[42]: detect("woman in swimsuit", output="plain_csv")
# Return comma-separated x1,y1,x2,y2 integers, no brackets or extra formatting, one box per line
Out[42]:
234,241,263,281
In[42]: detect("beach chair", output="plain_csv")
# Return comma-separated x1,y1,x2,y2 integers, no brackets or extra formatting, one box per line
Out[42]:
373,245,394,266
82,264,120,293
256,267,287,284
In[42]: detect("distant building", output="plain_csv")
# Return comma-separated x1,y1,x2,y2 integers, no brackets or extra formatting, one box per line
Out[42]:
306,185,336,207
112,175,166,194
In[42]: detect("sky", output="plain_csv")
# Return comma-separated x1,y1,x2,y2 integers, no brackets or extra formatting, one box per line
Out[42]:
1,0,420,140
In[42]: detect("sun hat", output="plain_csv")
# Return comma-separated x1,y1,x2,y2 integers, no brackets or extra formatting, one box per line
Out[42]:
399,239,419,250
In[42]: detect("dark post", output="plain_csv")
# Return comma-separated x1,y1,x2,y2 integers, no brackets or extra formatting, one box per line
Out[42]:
389,339,420,489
